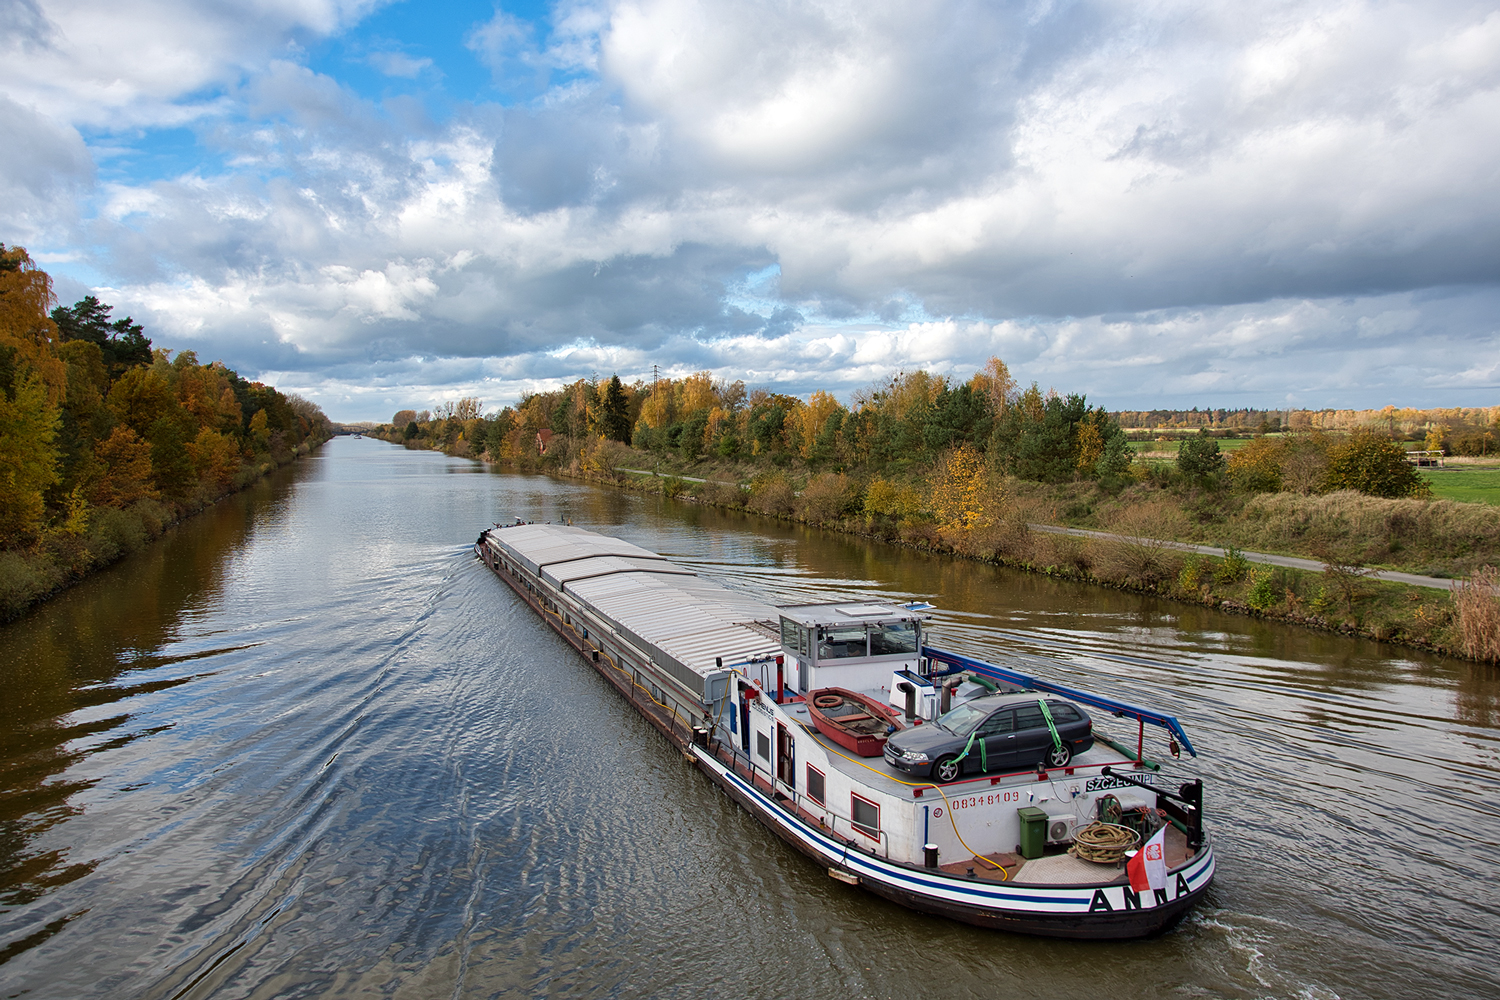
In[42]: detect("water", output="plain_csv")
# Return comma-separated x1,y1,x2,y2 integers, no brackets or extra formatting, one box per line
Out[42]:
2,437,1496,999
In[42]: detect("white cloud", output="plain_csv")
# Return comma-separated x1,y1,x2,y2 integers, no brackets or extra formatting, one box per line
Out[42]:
367,51,432,78
7,0,1499,420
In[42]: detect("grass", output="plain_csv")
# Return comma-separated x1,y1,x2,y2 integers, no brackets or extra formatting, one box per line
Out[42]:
1421,467,1500,506
1128,437,1257,455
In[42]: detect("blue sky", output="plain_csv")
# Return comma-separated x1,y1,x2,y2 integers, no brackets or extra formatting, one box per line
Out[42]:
4,0,1498,421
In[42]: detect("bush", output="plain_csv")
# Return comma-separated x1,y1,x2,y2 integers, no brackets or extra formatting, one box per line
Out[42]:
694,480,744,508
1454,566,1500,662
798,473,859,524
1247,568,1278,611
747,472,796,516
1324,429,1430,498
1216,547,1249,583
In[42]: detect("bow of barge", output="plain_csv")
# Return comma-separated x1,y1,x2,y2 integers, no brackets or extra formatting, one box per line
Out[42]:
476,522,1215,940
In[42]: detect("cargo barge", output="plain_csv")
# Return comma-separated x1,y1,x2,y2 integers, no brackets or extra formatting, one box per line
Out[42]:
475,522,1215,939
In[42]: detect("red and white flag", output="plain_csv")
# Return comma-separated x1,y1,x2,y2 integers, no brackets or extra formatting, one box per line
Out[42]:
1127,825,1167,893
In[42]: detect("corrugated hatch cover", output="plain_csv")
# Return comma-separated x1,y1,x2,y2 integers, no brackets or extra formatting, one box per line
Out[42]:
488,524,781,696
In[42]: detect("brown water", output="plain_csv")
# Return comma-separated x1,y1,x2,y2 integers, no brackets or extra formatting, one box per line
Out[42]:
1,437,1496,999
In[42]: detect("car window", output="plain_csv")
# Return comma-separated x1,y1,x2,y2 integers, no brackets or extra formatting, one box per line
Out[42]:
937,701,989,736
1048,703,1081,723
1014,704,1045,731
977,709,1013,736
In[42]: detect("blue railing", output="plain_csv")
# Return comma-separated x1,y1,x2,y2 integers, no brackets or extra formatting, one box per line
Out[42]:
921,645,1197,757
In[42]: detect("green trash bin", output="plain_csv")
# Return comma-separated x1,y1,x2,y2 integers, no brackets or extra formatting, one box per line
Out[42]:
1017,806,1048,860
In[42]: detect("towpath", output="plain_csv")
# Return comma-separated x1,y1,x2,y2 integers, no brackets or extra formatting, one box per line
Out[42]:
1027,524,1459,592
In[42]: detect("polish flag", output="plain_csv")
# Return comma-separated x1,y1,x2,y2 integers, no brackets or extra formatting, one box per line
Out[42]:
1127,825,1167,893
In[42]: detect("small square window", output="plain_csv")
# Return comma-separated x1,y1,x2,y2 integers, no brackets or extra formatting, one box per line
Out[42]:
756,731,771,761
807,766,826,804
851,794,880,840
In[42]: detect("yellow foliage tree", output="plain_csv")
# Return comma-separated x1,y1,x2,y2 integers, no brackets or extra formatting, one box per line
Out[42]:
792,390,842,458
0,246,66,543
928,444,990,529
90,425,158,507
968,356,1016,417
864,477,926,520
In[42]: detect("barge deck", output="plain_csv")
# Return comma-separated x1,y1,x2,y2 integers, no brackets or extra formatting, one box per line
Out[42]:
476,522,1215,939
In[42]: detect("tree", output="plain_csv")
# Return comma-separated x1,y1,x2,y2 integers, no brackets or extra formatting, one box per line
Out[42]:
598,376,632,443
1323,429,1430,498
1177,430,1226,482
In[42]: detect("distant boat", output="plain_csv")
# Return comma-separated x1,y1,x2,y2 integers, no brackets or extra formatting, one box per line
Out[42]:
806,687,905,756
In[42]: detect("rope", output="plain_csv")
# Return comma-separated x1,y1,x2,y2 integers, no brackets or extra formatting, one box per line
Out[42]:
1068,822,1138,864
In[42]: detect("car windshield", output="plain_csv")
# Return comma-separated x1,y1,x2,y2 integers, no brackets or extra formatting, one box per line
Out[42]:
936,701,991,736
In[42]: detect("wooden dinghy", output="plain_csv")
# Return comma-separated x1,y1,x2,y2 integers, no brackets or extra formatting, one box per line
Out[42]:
806,687,906,756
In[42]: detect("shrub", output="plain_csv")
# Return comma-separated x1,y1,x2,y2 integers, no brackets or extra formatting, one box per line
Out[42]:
747,473,796,516
1247,568,1278,611
1178,556,1206,595
1454,566,1500,662
1323,429,1430,498
798,473,858,524
694,481,744,508
1216,547,1249,583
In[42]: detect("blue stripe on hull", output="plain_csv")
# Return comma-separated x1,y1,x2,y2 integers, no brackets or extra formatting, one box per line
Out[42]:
695,745,1215,932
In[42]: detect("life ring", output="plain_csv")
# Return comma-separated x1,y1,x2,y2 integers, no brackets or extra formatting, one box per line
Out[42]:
813,693,844,709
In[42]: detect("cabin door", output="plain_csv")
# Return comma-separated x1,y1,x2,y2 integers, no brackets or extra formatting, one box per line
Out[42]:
776,723,796,789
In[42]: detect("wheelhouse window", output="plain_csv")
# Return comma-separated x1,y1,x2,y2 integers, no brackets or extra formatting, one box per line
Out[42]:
818,625,868,659
869,620,919,655
806,765,826,805
851,794,880,840
780,618,812,657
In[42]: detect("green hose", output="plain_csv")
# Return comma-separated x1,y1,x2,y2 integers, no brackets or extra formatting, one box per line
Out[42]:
1036,698,1063,757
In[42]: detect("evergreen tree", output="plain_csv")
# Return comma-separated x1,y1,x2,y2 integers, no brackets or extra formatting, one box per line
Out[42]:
599,375,631,443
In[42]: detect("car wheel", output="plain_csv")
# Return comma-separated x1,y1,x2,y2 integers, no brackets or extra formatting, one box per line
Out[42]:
1045,744,1072,768
933,756,962,783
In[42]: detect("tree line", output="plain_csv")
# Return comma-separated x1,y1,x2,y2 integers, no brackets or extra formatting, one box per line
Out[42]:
378,359,1136,489
1,245,331,612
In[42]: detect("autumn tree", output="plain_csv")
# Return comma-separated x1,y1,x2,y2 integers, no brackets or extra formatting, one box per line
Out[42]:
0,246,65,542
1323,430,1430,498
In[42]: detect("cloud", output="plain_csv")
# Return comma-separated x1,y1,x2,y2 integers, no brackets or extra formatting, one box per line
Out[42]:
0,95,92,242
367,51,433,79
8,0,1500,420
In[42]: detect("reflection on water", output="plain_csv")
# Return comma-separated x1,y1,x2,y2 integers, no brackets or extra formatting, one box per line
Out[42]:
1,437,1497,999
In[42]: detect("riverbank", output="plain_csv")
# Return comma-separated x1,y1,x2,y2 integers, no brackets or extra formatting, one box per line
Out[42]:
533,460,1500,664
0,438,327,621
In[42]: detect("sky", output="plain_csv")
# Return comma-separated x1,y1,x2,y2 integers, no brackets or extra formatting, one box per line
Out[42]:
3,0,1498,422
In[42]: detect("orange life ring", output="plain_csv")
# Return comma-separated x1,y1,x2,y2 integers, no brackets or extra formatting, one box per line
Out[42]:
813,693,844,709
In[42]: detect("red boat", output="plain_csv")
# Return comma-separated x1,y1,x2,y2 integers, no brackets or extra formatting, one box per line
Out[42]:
806,688,906,756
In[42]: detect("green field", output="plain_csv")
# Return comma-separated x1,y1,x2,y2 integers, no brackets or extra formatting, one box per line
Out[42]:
1421,467,1500,505
1128,437,1256,459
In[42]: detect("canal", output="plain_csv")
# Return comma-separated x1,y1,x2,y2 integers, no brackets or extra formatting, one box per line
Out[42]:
1,436,1496,998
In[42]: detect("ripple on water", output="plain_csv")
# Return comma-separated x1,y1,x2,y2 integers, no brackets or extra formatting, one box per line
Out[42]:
0,440,1497,999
